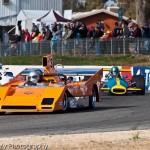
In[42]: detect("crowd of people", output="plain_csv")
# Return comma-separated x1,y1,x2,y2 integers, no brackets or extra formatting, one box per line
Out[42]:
1,18,150,55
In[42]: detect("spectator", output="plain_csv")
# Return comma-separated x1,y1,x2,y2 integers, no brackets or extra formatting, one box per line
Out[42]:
55,24,63,55
74,21,81,39
133,24,142,54
102,30,112,54
62,26,73,40
141,24,150,52
8,34,20,56
51,31,57,54
97,20,105,32
62,26,74,54
23,29,31,55
31,23,39,39
87,27,95,50
45,26,53,40
41,28,47,40
52,22,57,32
127,18,133,28
78,23,88,54
21,30,25,54
112,22,120,54
93,27,101,55
21,30,25,42
122,22,130,53
78,23,88,38
113,22,120,38
129,26,134,38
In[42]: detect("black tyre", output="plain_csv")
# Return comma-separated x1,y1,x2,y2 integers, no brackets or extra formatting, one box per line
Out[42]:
132,75,145,95
0,112,5,115
62,93,68,111
89,87,97,109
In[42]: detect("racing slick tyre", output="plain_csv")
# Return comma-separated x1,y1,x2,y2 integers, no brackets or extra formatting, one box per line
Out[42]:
132,75,145,95
62,93,68,111
89,87,97,109
0,112,5,115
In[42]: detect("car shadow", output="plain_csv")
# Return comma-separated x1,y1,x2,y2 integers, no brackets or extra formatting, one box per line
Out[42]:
3,105,137,116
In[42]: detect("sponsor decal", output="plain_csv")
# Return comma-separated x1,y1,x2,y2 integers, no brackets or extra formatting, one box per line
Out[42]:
121,66,132,80
24,91,33,95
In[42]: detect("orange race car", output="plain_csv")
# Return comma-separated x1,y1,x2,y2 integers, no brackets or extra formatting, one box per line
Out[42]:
0,55,103,114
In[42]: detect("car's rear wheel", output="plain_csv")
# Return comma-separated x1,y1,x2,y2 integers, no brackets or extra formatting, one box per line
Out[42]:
132,75,145,95
89,87,97,109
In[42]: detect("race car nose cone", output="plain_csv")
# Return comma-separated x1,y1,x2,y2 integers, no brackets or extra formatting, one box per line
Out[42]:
111,85,126,94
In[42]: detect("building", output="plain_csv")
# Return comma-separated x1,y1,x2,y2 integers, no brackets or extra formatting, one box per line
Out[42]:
72,9,136,32
0,0,63,39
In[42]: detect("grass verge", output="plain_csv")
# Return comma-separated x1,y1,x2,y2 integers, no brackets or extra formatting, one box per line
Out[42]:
1,54,150,66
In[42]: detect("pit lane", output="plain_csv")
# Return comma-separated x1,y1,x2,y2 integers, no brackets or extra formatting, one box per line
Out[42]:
0,92,150,137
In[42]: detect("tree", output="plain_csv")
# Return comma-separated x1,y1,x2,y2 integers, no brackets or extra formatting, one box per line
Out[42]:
136,0,150,25
63,0,78,12
85,0,104,10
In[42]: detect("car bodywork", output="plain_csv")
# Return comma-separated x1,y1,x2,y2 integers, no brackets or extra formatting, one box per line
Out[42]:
101,67,145,95
0,55,103,113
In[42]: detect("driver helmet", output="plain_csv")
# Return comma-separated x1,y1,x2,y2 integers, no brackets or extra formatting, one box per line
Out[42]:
28,71,39,83
110,66,119,76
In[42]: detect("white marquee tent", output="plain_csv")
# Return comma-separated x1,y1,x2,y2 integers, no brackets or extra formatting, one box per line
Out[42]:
37,10,71,23
17,10,50,33
16,10,70,34
17,10,50,21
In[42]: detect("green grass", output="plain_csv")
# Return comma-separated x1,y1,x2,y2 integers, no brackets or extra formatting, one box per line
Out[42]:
132,132,140,140
1,54,150,66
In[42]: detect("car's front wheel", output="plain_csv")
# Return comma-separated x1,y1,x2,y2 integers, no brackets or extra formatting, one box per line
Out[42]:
62,93,68,111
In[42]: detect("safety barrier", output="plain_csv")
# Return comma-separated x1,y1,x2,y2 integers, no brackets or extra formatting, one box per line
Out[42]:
0,38,150,58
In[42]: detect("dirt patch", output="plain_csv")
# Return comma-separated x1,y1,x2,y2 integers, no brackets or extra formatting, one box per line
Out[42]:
0,130,150,150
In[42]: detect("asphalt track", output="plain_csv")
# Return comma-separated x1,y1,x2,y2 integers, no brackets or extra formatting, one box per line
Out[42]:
0,92,150,137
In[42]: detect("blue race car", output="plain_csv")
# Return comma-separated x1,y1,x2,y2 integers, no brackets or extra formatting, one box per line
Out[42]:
101,66,145,95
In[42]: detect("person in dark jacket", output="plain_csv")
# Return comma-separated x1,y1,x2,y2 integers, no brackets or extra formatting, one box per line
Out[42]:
93,27,102,55
141,24,150,52
112,22,120,54
122,21,130,54
133,24,142,53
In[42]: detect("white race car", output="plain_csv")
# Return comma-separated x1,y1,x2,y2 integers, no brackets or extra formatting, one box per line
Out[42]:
0,68,13,85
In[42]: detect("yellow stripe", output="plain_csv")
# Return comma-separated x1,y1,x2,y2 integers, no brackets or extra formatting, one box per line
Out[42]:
116,78,120,85
127,88,141,91
103,68,131,72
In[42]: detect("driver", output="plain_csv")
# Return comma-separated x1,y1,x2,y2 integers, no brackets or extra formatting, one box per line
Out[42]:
110,66,121,78
24,71,40,86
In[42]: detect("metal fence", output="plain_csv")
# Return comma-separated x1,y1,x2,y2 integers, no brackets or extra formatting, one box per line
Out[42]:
0,38,150,58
